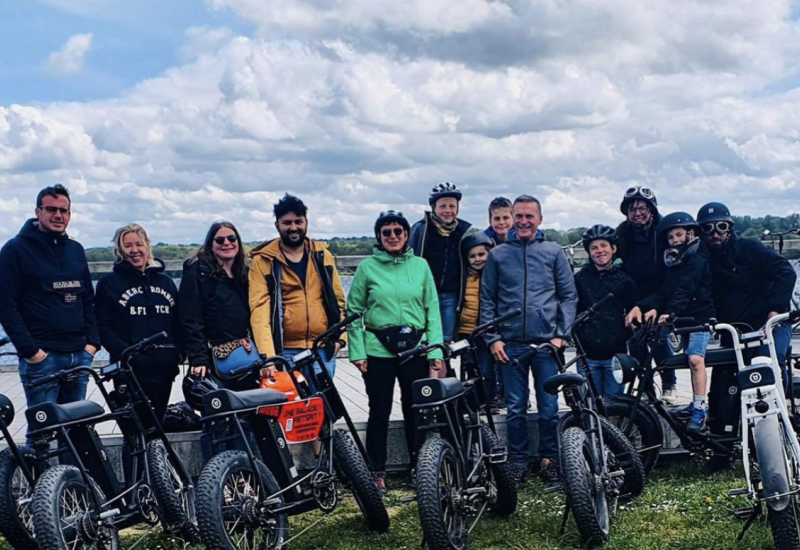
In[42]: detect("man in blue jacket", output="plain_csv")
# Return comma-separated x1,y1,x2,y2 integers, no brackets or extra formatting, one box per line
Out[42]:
480,195,578,484
0,184,100,430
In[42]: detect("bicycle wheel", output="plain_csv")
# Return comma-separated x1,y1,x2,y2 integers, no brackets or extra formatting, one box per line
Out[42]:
146,439,199,543
560,427,610,547
332,429,390,532
31,465,119,550
0,447,49,550
478,422,518,516
760,422,800,550
196,451,288,550
416,437,467,550
598,417,646,498
604,399,662,473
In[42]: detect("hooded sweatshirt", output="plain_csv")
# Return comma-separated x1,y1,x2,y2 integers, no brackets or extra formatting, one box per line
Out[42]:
0,218,100,358
95,259,183,378
346,246,443,361
616,217,665,300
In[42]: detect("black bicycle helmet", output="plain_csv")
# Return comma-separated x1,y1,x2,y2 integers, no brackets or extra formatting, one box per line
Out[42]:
696,202,733,225
429,182,463,207
461,230,494,256
374,210,410,242
619,185,658,216
182,373,221,411
0,393,14,427
657,212,699,237
582,224,618,251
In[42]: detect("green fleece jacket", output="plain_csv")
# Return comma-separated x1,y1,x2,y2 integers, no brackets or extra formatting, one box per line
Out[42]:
347,246,443,361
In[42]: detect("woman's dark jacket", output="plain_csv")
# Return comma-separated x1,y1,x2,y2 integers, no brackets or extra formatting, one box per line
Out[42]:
616,218,664,300
638,239,716,324
95,259,183,379
179,256,251,368
574,264,638,360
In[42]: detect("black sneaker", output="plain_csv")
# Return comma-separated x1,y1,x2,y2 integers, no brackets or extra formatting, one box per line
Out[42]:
508,463,527,486
539,457,560,489
372,471,388,497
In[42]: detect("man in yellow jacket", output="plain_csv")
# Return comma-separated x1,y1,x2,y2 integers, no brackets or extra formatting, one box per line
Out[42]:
249,194,347,378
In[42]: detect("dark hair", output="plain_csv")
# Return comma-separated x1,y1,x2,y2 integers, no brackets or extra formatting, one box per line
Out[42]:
273,193,308,220
513,194,542,216
196,221,248,283
37,184,71,208
488,197,513,219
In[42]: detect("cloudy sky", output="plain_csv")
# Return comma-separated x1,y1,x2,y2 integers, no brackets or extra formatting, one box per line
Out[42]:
1,0,799,247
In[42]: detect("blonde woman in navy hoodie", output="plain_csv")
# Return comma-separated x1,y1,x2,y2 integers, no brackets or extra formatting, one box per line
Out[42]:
95,224,183,426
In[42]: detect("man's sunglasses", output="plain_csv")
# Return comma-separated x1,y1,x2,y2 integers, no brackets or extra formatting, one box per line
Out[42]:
214,235,238,245
701,221,732,235
381,228,404,238
624,186,655,200
40,206,70,215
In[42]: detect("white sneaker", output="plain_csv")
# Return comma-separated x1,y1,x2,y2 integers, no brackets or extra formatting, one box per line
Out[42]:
661,388,680,405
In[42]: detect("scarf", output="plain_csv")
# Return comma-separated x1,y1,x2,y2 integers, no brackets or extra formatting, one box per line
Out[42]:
430,213,458,237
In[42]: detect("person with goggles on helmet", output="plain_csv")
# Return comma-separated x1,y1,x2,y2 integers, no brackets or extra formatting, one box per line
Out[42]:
574,225,639,397
616,185,679,404
626,213,715,433
409,183,472,347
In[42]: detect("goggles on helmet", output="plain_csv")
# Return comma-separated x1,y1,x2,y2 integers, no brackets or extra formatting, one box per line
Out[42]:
701,221,732,235
624,186,656,200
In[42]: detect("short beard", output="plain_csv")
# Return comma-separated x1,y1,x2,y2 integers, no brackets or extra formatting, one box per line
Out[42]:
279,230,306,249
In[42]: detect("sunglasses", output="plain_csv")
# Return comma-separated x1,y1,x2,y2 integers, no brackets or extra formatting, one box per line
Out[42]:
41,206,70,215
381,228,404,238
624,186,655,200
214,235,238,245
701,221,732,235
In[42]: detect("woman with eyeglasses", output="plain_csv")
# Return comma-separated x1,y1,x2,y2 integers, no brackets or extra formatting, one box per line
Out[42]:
180,221,256,389
615,186,679,403
347,210,444,495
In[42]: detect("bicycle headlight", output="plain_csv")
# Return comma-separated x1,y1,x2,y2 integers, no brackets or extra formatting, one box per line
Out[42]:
612,353,638,385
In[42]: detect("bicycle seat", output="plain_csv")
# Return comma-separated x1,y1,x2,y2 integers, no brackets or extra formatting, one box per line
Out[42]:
660,348,738,369
26,400,105,430
412,378,465,405
543,372,585,396
203,388,288,415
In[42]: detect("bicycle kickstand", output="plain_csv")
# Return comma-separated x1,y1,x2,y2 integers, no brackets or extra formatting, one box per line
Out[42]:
559,502,571,535
735,503,761,543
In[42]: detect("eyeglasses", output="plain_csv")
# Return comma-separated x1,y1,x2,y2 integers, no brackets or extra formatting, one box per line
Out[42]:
628,205,650,215
214,235,238,245
701,221,732,235
41,206,70,216
381,228,404,238
624,186,655,200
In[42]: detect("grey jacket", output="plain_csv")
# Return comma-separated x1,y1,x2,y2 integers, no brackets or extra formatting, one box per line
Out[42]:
479,234,578,344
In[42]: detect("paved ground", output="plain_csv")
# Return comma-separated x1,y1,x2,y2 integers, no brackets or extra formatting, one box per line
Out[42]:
0,355,697,442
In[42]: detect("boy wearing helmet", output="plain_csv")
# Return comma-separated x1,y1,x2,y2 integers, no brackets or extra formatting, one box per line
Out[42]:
456,230,501,411
573,225,638,397
626,213,716,433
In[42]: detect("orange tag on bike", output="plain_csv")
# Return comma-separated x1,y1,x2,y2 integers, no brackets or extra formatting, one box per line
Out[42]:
258,397,325,444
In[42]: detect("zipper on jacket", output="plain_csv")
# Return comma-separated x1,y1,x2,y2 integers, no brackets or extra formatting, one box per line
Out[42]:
522,240,528,337
394,256,403,326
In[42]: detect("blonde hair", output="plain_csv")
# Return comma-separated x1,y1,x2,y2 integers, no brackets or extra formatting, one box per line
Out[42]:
112,223,156,267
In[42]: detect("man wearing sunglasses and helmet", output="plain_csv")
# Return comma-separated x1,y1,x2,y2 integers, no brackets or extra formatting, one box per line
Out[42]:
616,185,680,404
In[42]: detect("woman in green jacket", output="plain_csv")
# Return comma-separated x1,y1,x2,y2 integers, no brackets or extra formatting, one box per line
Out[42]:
347,210,444,495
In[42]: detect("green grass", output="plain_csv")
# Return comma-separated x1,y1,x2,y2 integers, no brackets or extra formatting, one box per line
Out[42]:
0,462,785,550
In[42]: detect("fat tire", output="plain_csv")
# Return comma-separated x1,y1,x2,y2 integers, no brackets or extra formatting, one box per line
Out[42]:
478,422,518,516
332,429,390,532
416,437,467,550
196,451,287,550
560,427,610,547
31,465,120,550
767,500,800,550
604,400,662,474
0,447,47,550
598,417,646,498
145,439,199,543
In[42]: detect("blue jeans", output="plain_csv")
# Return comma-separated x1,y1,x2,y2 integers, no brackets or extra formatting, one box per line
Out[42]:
585,358,623,398
283,348,336,394
459,339,496,404
501,342,559,466
628,330,676,389
19,350,92,441
755,321,793,391
438,292,459,343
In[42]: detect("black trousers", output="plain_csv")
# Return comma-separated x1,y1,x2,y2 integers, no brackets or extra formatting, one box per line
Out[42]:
362,355,429,472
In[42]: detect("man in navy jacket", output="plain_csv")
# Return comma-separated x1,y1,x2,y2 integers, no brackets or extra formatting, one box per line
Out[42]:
0,184,100,433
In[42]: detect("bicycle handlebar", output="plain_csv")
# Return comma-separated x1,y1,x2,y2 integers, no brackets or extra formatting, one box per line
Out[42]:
313,312,362,350
30,366,97,388
398,342,448,360
470,309,522,339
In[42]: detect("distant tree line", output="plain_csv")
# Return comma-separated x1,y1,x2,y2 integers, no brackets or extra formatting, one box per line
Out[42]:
84,214,800,263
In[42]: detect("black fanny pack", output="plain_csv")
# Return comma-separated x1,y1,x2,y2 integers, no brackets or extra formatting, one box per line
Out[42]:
367,326,424,356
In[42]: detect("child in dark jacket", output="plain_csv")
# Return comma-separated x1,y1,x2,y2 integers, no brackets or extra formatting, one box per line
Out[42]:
574,225,638,397
626,213,715,433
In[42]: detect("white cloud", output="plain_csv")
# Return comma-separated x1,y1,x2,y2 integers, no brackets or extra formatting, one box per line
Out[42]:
44,33,93,75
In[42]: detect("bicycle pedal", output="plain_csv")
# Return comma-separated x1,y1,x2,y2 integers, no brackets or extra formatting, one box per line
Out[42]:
400,495,417,503
734,508,755,520
729,488,749,497
544,483,563,494
488,447,507,464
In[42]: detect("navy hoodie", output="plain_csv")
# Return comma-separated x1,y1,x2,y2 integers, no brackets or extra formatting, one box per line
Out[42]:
0,219,100,359
95,259,183,379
